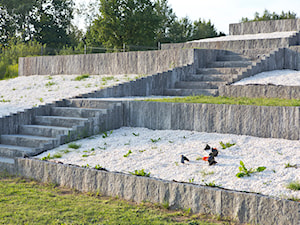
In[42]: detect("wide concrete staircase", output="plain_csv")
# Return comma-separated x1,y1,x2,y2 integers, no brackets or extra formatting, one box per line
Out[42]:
164,51,253,96
0,99,122,172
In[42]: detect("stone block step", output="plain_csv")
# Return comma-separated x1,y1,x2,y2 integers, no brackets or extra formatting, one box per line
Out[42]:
175,81,226,89
19,125,72,138
187,74,236,82
196,67,246,75
1,134,58,149
0,156,15,174
0,144,37,158
34,116,88,128
207,61,252,68
0,156,14,164
164,88,218,96
217,54,250,62
51,107,107,118
66,99,122,109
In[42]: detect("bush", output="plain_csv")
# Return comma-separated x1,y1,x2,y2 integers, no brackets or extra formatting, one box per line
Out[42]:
5,63,18,79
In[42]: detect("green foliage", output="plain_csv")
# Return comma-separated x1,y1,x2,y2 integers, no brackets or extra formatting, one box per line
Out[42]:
241,9,297,22
123,150,132,157
132,132,140,136
129,169,151,177
284,163,298,168
151,137,161,143
102,130,113,138
286,181,300,191
41,153,52,161
219,141,236,149
145,95,300,107
236,161,266,178
204,181,221,187
68,143,81,149
94,164,103,170
74,74,90,81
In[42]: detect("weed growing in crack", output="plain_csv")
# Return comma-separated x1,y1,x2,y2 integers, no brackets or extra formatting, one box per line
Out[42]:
45,81,55,87
204,181,222,187
68,143,81,149
74,74,90,81
285,163,298,168
189,178,195,183
102,130,113,138
82,164,90,168
219,141,236,149
129,169,150,177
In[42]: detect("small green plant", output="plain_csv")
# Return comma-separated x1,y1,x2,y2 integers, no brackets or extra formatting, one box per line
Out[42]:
129,169,150,177
132,132,139,136
0,99,10,102
284,163,298,168
174,162,179,166
52,153,62,158
150,138,161,143
204,181,222,187
123,150,132,157
39,97,44,103
102,130,113,138
162,200,169,209
168,140,174,143
286,181,300,191
189,178,194,183
219,141,236,149
74,74,90,81
102,76,114,82
236,161,266,178
138,149,146,153
62,149,70,154
82,164,90,168
196,157,201,161
68,143,81,149
41,153,52,161
82,154,89,157
45,81,55,87
200,170,214,177
94,164,103,170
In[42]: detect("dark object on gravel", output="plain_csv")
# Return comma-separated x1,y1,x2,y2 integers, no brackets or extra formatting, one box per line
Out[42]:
181,154,190,163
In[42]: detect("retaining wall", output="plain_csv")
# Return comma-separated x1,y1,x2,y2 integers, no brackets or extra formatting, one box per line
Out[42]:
219,85,300,99
229,19,300,35
18,49,196,76
12,158,299,225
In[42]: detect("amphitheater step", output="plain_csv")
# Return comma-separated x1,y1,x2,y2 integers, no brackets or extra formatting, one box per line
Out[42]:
196,67,245,75
0,144,37,158
175,81,226,89
51,107,107,118
19,125,72,138
66,99,122,109
217,54,250,61
187,74,236,82
34,116,88,128
164,88,218,96
207,61,252,68
0,134,58,149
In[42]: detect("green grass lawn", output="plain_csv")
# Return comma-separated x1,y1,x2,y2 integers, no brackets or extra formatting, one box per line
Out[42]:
144,95,300,107
0,173,236,225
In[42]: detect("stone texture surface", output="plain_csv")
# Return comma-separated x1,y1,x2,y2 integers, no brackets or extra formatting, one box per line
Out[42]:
13,158,300,225
219,85,300,99
229,19,300,35
18,49,195,76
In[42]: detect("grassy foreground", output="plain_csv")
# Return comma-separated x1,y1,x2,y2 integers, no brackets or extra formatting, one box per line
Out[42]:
144,95,300,107
0,173,237,225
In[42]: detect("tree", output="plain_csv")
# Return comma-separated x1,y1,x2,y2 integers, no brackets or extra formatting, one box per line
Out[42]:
241,9,297,22
88,0,161,51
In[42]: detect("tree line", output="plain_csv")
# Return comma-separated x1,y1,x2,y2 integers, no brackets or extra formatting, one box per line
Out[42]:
0,0,297,79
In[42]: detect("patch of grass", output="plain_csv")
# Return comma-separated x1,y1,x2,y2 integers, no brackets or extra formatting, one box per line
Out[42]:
129,169,151,177
74,74,90,81
151,137,161,143
219,141,236,149
68,143,81,149
236,161,266,178
0,173,231,224
132,132,139,136
204,181,222,187
0,98,10,102
144,95,300,107
284,163,298,168
102,130,113,138
123,150,132,157
102,76,114,82
41,153,52,161
45,81,56,87
286,180,300,191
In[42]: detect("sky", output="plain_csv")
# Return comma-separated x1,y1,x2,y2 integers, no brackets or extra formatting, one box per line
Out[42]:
75,0,300,34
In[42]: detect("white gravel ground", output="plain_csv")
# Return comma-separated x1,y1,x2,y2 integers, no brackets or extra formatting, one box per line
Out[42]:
0,71,299,200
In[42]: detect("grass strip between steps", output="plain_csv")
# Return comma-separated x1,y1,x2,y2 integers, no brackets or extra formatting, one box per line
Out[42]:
0,172,234,225
142,95,300,107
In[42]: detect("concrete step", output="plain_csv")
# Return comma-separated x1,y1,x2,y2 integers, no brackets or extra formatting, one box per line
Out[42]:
1,134,58,149
175,81,226,89
19,125,72,138
0,144,37,158
164,88,218,96
217,54,250,61
66,99,122,109
34,116,88,128
196,67,246,75
0,156,15,173
207,61,252,68
51,107,107,118
187,74,236,82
